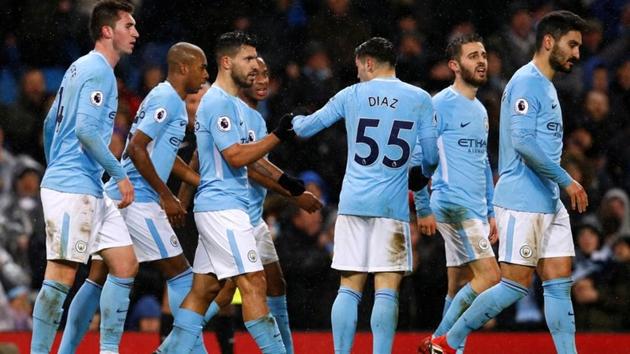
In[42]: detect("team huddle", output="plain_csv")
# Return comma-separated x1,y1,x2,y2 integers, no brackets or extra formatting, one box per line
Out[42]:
30,1,589,354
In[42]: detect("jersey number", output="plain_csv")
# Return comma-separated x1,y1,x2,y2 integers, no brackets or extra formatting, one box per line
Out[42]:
55,87,65,132
354,118,414,168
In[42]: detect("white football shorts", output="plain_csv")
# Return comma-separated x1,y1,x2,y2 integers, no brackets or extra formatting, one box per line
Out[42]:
496,205,574,267
332,215,412,273
41,188,132,264
437,218,495,267
192,209,263,280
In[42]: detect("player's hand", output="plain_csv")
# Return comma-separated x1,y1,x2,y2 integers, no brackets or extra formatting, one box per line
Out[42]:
272,113,296,141
292,191,323,213
417,214,436,236
160,192,187,227
488,217,498,244
116,177,134,209
565,180,588,213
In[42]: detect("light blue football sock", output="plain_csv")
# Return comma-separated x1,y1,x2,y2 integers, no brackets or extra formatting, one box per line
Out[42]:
204,301,220,323
268,295,294,354
442,295,453,318
543,278,577,354
447,278,528,349
434,283,477,337
245,313,286,354
166,268,193,316
331,286,362,354
371,288,399,354
31,280,70,354
166,268,208,354
158,308,204,354
58,279,102,354
100,274,133,352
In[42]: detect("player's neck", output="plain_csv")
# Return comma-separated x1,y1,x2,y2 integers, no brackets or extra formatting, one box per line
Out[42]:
94,41,121,68
370,68,396,80
214,72,239,96
452,79,478,100
532,54,556,81
166,77,187,100
238,92,258,109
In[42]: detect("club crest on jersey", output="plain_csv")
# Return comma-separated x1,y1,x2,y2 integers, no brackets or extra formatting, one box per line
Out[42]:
218,116,231,132
248,130,256,142
519,245,533,258
74,240,87,253
90,91,104,106
154,108,167,123
478,238,490,250
247,250,258,263
170,235,179,248
515,98,528,115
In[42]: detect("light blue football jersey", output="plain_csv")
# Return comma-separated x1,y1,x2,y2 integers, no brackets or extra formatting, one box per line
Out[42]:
193,85,251,213
293,77,437,222
493,62,573,213
243,106,268,227
105,81,187,203
41,51,123,197
426,86,494,223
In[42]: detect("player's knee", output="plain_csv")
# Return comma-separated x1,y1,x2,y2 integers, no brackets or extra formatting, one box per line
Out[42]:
191,278,221,303
238,271,267,299
109,258,138,278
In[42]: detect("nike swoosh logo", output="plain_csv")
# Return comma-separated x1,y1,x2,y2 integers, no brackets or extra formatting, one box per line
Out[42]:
552,103,558,109
116,309,128,313
460,122,471,128
179,120,187,126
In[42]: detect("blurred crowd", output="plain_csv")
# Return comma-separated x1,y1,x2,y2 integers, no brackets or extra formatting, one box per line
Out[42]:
0,0,629,338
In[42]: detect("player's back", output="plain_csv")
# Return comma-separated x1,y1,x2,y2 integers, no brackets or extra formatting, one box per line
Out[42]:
193,85,250,213
494,62,564,213
105,81,187,203
339,78,433,222
41,51,117,197
430,87,491,221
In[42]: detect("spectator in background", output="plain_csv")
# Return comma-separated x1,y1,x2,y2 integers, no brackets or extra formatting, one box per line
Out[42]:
0,158,45,285
128,295,162,332
308,0,370,85
139,64,165,98
573,224,610,282
0,125,17,215
609,58,630,130
6,285,32,330
488,2,536,77
0,68,48,162
579,90,615,158
396,31,428,87
573,236,630,330
275,203,336,329
583,188,630,247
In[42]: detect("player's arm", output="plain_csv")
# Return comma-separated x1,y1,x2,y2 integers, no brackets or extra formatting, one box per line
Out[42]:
177,150,198,211
221,113,294,169
75,84,133,208
416,94,439,176
127,129,186,226
485,160,498,243
248,158,323,213
414,186,436,236
172,155,200,187
292,88,348,138
510,91,587,211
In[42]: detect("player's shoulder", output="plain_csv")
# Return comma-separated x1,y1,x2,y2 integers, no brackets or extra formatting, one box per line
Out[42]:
199,85,233,113
432,86,457,107
509,63,547,91
74,51,113,80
